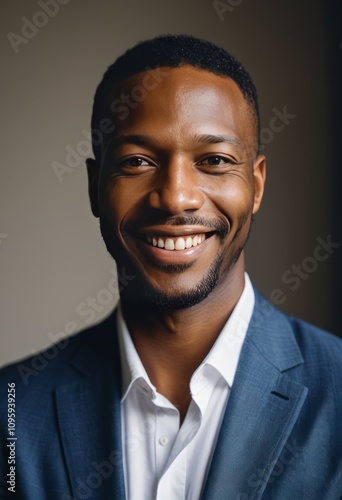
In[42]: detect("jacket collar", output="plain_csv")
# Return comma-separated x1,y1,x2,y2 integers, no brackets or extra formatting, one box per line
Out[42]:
246,287,304,372
202,289,308,499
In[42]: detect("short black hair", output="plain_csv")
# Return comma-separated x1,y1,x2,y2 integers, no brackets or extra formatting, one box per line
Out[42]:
91,34,260,161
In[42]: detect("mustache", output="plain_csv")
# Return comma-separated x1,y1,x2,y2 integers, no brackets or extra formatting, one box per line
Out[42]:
131,215,230,237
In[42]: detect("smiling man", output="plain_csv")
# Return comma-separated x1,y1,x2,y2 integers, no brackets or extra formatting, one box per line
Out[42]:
1,35,342,500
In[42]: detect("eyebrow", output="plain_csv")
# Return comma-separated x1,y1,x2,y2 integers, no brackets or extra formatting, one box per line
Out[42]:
193,134,243,149
106,133,244,153
106,135,156,153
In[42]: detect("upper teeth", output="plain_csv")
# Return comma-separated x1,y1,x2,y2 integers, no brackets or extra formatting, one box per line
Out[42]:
147,234,206,250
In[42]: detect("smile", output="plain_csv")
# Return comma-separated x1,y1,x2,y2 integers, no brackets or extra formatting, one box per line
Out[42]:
146,234,207,251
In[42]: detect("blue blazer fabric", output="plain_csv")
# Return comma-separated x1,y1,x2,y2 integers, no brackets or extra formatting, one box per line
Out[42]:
1,288,342,499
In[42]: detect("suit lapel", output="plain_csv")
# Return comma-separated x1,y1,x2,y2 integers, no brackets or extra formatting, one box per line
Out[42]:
202,290,308,500
55,311,126,500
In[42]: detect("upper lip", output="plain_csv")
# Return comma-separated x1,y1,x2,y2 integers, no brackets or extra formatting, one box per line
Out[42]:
134,226,216,237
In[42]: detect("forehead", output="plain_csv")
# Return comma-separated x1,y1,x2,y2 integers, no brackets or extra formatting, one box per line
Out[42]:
103,66,256,150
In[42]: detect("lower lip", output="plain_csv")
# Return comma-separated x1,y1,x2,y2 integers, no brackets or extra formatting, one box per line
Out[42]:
135,235,215,265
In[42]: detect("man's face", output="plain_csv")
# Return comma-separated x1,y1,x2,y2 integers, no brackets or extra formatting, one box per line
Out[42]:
87,66,265,309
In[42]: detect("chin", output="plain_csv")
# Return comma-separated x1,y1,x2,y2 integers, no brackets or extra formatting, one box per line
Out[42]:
119,253,224,311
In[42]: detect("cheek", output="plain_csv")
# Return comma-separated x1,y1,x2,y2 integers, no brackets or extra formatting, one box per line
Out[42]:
103,184,122,222
205,176,255,222
104,178,145,226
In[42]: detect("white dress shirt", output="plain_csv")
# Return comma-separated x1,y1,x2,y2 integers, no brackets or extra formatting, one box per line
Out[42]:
117,273,255,500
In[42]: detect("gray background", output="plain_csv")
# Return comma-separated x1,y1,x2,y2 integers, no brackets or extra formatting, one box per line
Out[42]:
1,0,340,366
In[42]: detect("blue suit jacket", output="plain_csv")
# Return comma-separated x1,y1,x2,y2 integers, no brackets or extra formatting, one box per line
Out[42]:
1,289,342,499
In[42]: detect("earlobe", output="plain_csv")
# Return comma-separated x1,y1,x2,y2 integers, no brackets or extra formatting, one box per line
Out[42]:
252,155,266,214
86,158,100,218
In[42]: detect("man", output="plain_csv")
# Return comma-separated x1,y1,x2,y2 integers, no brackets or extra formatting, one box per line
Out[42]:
1,35,341,500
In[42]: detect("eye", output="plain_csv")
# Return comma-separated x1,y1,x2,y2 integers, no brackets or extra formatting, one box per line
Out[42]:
196,155,243,175
112,155,157,176
119,156,150,167
197,155,239,168
199,156,228,166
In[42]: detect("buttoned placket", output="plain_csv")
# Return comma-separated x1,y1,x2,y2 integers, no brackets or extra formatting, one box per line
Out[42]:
154,366,219,499
152,392,179,479
118,274,254,500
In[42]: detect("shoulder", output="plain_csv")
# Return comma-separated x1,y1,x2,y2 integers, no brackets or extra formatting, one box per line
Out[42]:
253,286,342,346
248,287,342,457
287,313,342,358
249,289,342,390
0,308,118,395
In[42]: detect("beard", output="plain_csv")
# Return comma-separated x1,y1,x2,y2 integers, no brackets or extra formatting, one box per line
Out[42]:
122,252,225,311
99,214,245,312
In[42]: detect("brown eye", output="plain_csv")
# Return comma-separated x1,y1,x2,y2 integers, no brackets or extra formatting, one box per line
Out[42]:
114,155,156,176
198,156,229,166
123,157,149,167
206,156,226,165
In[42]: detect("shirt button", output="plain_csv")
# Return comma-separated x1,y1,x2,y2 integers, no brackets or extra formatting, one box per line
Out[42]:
159,436,169,446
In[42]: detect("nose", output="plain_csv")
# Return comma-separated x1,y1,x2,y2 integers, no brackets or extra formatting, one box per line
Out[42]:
148,157,205,214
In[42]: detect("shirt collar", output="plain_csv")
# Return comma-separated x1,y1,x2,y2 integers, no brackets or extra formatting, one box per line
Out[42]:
117,304,156,402
194,272,254,389
117,273,255,401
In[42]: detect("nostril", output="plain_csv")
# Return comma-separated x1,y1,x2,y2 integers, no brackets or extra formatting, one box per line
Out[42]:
147,185,204,214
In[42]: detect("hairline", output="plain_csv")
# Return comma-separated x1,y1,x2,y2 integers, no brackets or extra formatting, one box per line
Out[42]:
91,36,261,161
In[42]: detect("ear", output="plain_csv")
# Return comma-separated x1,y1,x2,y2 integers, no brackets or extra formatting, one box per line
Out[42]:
86,158,100,218
252,155,266,214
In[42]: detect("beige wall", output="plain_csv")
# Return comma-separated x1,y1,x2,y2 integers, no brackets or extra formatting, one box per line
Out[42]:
0,0,334,366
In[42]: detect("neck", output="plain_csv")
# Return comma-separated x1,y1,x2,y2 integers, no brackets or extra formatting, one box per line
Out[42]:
120,257,246,417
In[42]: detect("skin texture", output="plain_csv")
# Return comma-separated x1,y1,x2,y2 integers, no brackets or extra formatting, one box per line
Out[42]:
87,66,266,423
